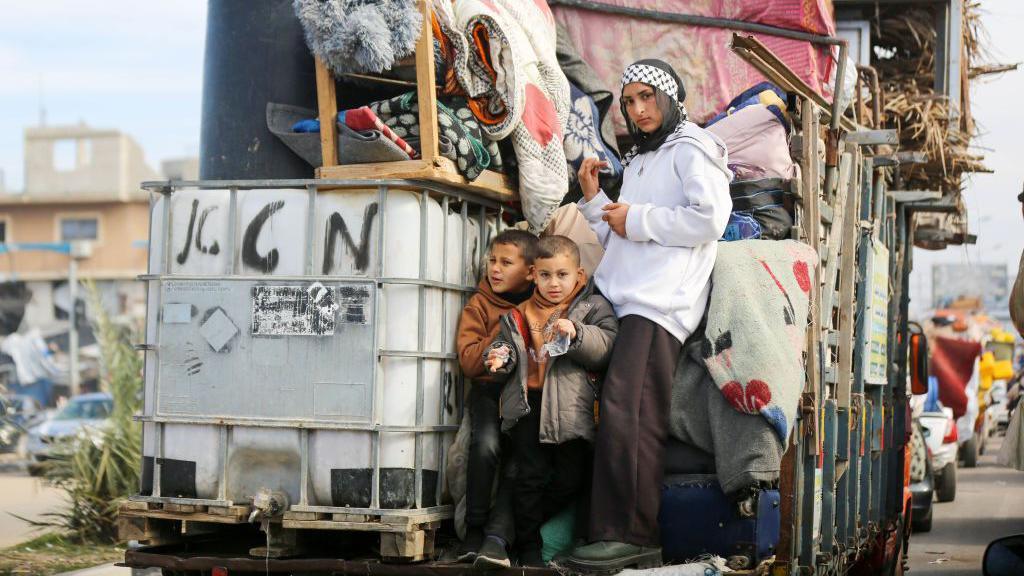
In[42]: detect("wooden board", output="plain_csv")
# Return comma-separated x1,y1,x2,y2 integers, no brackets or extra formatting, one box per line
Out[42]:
316,157,516,202
414,0,440,162
120,506,249,525
380,529,436,562
315,57,340,168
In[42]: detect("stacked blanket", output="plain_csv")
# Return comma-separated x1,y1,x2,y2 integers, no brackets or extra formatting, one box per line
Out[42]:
670,240,815,491
446,0,570,232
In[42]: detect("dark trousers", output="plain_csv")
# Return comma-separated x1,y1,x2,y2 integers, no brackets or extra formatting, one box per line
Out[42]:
467,381,504,529
510,391,591,552
589,315,682,546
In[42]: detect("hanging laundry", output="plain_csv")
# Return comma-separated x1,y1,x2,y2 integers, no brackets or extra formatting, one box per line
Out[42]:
294,0,423,76
367,92,503,181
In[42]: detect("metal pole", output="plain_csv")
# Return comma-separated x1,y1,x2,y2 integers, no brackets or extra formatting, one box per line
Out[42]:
68,254,80,397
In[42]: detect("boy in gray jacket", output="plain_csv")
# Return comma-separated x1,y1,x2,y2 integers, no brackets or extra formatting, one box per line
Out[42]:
479,235,618,568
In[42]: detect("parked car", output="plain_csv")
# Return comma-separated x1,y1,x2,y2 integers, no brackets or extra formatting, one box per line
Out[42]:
25,392,112,476
919,407,958,503
909,420,935,532
986,381,1011,435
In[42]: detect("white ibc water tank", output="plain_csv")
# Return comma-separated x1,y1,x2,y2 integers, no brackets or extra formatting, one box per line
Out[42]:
142,185,495,510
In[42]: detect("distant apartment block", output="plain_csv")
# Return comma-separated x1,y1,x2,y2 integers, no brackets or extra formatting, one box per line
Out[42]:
1,123,193,331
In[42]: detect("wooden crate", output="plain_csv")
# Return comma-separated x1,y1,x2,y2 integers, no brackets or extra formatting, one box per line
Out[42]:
313,0,516,203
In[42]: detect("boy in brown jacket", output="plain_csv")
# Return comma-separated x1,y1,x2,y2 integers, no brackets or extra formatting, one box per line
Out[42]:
482,236,618,567
456,230,538,562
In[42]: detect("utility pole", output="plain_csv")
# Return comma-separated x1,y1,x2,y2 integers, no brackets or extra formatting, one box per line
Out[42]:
68,254,79,397
68,241,91,397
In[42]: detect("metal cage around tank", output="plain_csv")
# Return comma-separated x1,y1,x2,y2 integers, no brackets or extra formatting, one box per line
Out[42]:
132,178,511,522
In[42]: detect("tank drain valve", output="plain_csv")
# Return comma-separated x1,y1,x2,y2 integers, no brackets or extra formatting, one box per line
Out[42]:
249,488,289,524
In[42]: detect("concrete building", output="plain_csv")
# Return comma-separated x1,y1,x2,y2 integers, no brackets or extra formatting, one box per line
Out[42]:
0,123,183,332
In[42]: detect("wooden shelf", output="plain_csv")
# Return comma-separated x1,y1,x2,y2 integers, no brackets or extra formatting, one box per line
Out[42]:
315,157,515,201
312,0,516,203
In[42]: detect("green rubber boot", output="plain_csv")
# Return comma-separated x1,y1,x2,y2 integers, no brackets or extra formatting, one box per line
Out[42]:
566,541,662,574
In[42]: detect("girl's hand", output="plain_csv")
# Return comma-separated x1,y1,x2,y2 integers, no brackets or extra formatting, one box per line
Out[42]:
553,319,577,341
578,158,609,202
601,202,630,237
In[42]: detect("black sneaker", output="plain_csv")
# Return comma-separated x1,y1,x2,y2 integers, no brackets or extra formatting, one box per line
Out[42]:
519,547,546,568
457,528,485,563
474,536,511,570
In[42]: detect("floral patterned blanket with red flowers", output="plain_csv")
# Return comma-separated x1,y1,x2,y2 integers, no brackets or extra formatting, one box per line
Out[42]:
701,240,817,443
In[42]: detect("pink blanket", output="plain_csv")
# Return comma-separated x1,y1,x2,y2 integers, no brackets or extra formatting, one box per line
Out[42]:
551,0,836,131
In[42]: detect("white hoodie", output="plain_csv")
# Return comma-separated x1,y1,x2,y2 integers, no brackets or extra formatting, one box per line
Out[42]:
579,122,732,343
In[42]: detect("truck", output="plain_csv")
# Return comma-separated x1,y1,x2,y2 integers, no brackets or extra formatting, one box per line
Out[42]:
118,1,986,574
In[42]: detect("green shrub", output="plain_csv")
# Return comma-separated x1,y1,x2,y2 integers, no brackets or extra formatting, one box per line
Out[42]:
35,280,143,543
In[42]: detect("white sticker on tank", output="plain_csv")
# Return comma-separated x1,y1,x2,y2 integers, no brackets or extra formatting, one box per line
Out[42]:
163,303,192,324
251,285,337,336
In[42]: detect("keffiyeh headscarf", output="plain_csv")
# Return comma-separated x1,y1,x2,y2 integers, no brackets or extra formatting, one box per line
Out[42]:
620,59,689,166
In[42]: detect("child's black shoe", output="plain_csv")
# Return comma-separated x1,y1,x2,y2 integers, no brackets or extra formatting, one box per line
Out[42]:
474,536,511,569
456,528,485,563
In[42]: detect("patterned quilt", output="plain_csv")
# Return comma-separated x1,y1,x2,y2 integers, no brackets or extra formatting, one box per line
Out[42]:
701,240,817,443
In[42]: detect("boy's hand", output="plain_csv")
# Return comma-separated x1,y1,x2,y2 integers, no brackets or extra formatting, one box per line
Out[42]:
486,345,511,373
578,158,609,202
602,202,630,237
553,319,577,341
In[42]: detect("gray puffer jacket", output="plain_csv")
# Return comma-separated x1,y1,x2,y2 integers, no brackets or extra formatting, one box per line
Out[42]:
487,281,618,444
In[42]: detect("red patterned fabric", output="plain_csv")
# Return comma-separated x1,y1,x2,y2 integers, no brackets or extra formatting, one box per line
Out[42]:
552,0,837,130
929,336,982,419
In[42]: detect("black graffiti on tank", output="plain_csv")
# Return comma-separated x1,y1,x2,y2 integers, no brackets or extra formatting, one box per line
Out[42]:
322,203,379,274
176,200,222,264
196,206,221,256
242,200,286,272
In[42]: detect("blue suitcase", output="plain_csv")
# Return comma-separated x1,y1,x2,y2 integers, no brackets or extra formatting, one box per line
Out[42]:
659,475,781,569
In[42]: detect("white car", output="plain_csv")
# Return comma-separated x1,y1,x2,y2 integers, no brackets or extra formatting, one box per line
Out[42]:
918,407,958,503
25,392,112,476
986,382,1011,434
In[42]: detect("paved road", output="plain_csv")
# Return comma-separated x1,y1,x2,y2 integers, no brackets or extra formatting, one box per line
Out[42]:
0,456,64,548
907,435,1024,575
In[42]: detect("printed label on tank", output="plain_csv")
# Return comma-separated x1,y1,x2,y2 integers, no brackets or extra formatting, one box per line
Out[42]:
251,284,339,336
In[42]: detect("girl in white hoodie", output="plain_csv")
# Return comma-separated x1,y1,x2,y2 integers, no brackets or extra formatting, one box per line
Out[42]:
568,59,732,573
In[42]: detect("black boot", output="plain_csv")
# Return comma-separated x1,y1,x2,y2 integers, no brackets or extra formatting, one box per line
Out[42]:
457,527,485,563
474,536,511,569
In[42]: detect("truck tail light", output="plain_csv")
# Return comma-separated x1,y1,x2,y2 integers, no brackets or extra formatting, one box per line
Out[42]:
943,419,958,444
212,568,229,576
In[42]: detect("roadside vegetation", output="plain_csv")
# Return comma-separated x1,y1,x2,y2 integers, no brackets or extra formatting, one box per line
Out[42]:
6,280,142,572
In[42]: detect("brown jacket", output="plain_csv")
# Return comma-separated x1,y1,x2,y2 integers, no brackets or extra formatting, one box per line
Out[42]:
457,278,522,380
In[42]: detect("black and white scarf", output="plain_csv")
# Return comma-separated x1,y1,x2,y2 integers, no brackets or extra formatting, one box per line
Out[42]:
619,59,690,167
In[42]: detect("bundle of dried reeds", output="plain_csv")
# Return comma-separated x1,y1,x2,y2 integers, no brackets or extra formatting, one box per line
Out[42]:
867,2,1008,195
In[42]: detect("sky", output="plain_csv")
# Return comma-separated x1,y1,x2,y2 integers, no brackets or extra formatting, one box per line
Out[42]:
908,0,1024,318
0,0,1020,318
0,2,207,191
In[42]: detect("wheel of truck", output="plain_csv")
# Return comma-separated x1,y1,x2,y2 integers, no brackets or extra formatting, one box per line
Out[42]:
962,437,978,468
936,462,957,502
912,505,933,533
